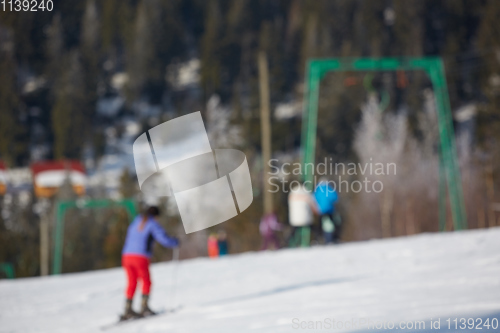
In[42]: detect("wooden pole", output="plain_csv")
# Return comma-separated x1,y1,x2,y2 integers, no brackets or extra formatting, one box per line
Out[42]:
39,199,50,276
486,161,495,227
258,51,273,215
380,187,393,238
40,214,49,276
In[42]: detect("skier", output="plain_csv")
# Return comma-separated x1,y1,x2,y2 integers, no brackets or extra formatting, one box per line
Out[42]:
314,178,340,244
121,206,179,320
217,230,229,256
207,233,219,258
259,212,281,250
288,182,317,246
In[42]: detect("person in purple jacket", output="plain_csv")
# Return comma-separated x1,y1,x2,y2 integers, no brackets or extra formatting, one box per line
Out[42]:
121,206,178,320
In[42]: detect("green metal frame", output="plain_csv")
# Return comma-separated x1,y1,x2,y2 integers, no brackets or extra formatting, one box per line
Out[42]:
301,57,467,231
288,226,311,248
0,262,15,279
52,199,137,275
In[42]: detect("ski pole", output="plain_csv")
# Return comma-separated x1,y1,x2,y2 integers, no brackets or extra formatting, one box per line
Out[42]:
170,247,179,310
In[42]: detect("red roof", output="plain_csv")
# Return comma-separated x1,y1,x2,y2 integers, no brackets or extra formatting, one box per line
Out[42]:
30,160,85,175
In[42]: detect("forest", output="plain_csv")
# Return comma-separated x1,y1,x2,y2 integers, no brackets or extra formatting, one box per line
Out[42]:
1,0,500,277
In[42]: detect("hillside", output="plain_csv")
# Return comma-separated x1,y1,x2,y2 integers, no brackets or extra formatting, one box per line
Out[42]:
2,228,500,332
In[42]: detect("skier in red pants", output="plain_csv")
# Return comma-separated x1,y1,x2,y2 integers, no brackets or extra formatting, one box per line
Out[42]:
121,206,179,320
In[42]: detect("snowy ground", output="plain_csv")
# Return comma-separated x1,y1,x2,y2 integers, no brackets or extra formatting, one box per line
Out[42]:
2,228,500,333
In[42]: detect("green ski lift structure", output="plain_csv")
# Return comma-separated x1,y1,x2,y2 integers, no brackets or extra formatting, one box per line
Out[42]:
52,199,137,275
0,262,15,279
300,57,467,243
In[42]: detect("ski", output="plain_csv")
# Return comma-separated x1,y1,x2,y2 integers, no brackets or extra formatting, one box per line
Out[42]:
100,306,183,331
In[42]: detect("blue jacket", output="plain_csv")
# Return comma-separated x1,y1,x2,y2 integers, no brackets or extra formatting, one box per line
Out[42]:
122,215,178,258
314,183,338,215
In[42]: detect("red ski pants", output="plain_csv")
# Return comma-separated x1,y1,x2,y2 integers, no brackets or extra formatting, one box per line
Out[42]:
122,255,151,299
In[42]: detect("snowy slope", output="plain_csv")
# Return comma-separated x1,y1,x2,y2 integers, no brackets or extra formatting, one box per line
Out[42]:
2,228,500,333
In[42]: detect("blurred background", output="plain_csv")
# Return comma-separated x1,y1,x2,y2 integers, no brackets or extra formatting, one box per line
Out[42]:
1,0,500,278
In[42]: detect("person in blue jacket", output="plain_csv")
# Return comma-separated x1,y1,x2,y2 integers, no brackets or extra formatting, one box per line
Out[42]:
121,206,179,320
314,178,340,244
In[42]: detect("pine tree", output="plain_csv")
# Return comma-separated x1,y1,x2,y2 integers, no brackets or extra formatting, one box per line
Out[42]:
0,28,21,166
477,0,500,149
51,51,87,159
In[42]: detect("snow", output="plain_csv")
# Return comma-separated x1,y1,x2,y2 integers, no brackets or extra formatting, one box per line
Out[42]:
34,170,86,187
96,96,124,118
2,228,500,333
274,100,303,120
4,168,32,189
166,59,200,90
